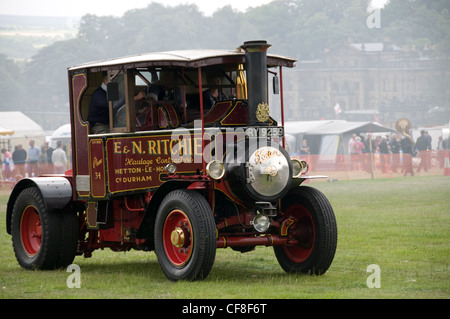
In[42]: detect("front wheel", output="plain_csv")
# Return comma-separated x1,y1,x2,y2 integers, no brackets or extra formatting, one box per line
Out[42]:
154,189,216,281
274,186,337,275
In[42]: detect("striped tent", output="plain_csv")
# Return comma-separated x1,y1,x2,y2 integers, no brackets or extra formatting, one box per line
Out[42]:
0,125,14,136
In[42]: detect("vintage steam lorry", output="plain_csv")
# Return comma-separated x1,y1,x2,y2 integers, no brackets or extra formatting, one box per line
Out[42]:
6,41,337,281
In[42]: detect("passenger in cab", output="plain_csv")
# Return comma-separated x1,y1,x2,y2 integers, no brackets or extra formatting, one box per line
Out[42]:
87,72,110,134
202,72,227,111
88,71,147,132
146,71,182,108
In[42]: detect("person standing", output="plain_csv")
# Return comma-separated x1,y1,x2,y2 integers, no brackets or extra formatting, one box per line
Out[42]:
44,142,54,174
12,145,27,179
52,141,67,174
389,134,401,173
415,130,428,173
401,134,414,176
353,136,365,171
348,134,356,170
1,148,13,180
378,136,390,175
437,136,445,169
445,134,450,150
28,140,40,177
299,139,310,156
425,130,432,170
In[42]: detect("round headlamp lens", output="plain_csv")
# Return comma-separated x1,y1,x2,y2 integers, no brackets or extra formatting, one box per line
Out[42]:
206,160,225,180
291,159,303,177
164,163,177,174
300,160,309,174
252,214,270,233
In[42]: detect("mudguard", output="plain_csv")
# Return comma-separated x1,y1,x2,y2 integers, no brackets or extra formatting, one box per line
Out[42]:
6,177,73,234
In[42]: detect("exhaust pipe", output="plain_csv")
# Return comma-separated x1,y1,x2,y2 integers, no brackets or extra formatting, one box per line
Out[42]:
240,40,271,126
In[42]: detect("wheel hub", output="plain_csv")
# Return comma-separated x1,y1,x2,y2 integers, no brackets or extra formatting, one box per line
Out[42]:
21,206,42,256
163,209,193,266
170,227,185,247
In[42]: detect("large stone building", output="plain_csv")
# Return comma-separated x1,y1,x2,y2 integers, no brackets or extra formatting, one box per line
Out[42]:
282,42,450,128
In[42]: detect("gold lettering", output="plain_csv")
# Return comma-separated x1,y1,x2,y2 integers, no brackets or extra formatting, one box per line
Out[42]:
193,137,202,156
170,139,179,155
179,138,188,156
161,139,170,155
148,140,157,155
188,138,192,155
93,157,103,169
157,140,161,154
131,141,143,154
254,148,281,164
114,142,121,154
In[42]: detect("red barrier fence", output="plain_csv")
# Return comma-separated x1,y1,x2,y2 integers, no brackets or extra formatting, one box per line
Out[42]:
292,150,448,180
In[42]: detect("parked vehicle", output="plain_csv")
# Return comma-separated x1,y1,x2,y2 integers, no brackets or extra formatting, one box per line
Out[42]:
6,41,337,281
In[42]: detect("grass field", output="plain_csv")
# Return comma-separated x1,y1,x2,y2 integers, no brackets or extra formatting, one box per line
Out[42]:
0,176,449,299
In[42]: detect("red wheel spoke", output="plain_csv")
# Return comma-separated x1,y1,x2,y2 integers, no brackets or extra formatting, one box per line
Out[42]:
283,204,315,263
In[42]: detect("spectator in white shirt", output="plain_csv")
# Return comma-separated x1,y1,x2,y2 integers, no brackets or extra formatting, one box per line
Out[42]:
52,141,67,174
28,140,40,176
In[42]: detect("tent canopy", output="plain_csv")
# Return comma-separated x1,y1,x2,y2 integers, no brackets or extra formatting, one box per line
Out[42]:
49,124,71,148
285,120,396,135
50,124,71,140
0,112,45,138
285,120,397,157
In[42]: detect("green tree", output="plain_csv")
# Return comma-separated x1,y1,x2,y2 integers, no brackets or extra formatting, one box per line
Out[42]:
23,38,103,113
209,6,243,49
382,0,450,56
0,54,26,110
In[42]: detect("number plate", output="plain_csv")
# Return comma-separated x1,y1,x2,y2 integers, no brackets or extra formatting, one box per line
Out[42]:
245,127,284,138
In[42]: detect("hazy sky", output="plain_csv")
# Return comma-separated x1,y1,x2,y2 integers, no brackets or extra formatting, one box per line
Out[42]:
0,0,389,17
0,0,273,17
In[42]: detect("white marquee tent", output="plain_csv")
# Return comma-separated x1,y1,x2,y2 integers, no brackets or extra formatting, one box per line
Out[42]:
285,120,396,169
0,111,46,149
49,123,71,148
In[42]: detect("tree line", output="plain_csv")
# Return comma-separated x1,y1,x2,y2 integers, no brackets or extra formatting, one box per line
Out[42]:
0,0,449,130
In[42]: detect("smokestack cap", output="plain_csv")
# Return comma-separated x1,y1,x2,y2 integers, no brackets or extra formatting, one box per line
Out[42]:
241,40,272,52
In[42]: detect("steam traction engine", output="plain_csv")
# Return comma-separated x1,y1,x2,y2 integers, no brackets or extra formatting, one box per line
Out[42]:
6,41,337,281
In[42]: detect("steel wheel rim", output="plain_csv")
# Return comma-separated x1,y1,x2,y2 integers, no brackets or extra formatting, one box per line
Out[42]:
163,209,193,267
283,203,315,263
20,205,42,256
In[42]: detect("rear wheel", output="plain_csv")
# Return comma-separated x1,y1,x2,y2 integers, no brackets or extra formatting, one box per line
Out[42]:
274,186,337,275
155,189,216,281
57,210,79,268
11,187,78,270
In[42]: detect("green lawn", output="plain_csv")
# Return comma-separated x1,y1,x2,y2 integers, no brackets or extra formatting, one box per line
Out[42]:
0,176,449,299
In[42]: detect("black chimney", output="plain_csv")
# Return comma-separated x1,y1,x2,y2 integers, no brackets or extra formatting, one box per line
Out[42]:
240,40,271,126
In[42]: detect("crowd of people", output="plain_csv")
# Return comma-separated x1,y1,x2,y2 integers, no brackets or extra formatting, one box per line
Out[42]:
347,131,450,176
1,139,68,182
